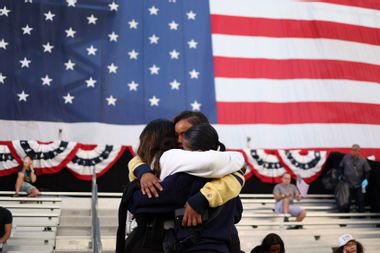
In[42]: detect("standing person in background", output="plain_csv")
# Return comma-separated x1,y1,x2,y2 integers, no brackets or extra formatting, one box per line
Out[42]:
334,234,364,253
273,172,306,227
339,144,371,212
0,206,13,251
251,233,285,253
14,155,40,197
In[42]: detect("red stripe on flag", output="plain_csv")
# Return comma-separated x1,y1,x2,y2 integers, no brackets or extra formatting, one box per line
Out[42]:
217,102,380,124
211,15,380,46
304,0,380,11
214,56,380,83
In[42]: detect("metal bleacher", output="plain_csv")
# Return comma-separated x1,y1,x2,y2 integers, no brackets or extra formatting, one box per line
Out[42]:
1,192,379,253
0,194,62,253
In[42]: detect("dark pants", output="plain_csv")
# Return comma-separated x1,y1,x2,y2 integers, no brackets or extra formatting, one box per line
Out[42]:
350,187,366,212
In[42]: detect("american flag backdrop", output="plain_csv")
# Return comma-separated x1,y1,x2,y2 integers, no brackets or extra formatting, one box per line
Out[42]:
1,0,380,158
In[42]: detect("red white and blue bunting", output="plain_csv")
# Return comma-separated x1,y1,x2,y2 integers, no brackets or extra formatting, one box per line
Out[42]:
66,144,127,180
0,140,133,180
0,141,22,176
239,149,329,183
1,141,328,183
278,150,329,183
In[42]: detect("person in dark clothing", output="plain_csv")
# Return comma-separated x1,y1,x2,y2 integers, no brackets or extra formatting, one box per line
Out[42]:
118,120,243,253
127,173,242,253
0,206,13,249
251,233,285,253
339,144,371,212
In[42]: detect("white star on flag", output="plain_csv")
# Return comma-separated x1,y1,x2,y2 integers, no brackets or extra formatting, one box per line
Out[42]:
63,93,74,104
189,69,200,79
65,27,76,38
87,14,98,25
86,77,96,88
169,50,180,59
44,11,55,21
17,91,29,102
168,21,179,30
128,81,139,91
149,96,160,106
66,0,77,7
148,34,159,44
188,39,198,49
0,73,6,84
106,95,117,106
41,75,53,86
169,80,181,90
0,6,11,17
25,0,33,3
186,11,196,20
21,24,33,35
107,63,118,74
109,2,119,11
20,57,31,68
64,59,75,70
108,32,119,42
191,100,201,111
148,6,159,15
86,45,97,55
42,42,54,53
128,50,139,60
128,19,138,29
149,64,160,75
0,39,8,50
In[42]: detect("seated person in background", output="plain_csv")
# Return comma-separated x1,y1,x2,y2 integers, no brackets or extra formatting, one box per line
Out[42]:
251,233,285,253
334,234,364,253
15,155,40,197
273,172,306,224
0,206,13,250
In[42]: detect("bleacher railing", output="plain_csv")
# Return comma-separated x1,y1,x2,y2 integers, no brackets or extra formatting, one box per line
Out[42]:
91,167,102,253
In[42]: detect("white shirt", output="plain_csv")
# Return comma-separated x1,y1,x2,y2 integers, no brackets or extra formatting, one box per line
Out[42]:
159,149,245,180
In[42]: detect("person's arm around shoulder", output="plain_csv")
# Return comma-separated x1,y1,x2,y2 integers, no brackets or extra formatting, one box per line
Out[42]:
128,156,163,198
184,169,245,226
159,149,244,179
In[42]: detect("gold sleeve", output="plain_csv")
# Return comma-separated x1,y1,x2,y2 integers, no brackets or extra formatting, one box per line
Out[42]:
200,170,245,207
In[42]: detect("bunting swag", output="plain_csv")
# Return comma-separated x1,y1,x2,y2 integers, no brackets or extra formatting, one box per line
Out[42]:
0,140,133,180
241,149,328,184
277,150,330,184
0,140,328,183
0,141,22,176
66,144,128,180
240,149,287,184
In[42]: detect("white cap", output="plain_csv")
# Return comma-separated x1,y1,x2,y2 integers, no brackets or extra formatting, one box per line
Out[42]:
339,234,355,247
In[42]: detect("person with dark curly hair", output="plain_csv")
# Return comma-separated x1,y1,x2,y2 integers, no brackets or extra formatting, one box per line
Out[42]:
251,233,285,253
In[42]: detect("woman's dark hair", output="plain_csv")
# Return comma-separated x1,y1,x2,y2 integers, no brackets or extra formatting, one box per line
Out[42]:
333,241,364,253
173,111,209,126
261,233,285,253
137,119,177,176
183,123,225,151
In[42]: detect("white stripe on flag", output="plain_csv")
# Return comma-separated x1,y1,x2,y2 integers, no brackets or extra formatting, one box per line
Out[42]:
215,78,380,104
212,35,380,65
210,0,380,29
